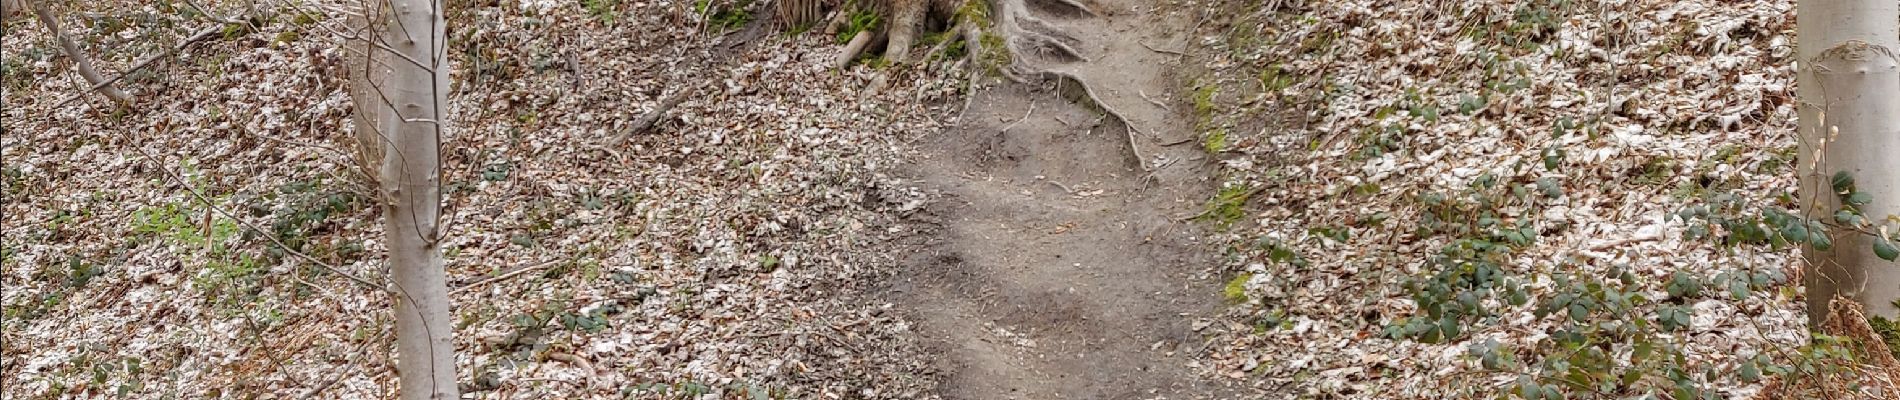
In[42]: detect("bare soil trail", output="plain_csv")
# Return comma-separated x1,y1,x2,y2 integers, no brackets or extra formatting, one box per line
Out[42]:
885,0,1234,398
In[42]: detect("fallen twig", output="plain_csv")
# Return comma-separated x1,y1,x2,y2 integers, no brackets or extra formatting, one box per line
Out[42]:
1585,231,1661,251
129,144,385,290
1044,179,1078,195
608,82,707,145
450,260,563,294
55,23,225,108
300,328,388,400
544,352,598,390
1139,41,1187,56
1158,136,1196,146
1000,100,1036,133
1138,89,1170,111
56,0,253,108
32,0,132,104
181,0,246,24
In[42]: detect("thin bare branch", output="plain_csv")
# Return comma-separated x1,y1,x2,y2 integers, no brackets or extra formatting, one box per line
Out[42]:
182,0,247,24
55,24,223,108
300,325,390,399
450,260,563,295
609,81,708,145
128,144,386,291
30,0,132,104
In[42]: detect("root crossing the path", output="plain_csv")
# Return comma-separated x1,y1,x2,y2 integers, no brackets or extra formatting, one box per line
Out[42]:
886,0,1236,398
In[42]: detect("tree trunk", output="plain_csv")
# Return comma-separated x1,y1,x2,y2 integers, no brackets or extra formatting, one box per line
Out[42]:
1798,0,1900,325
883,0,927,63
349,1,458,399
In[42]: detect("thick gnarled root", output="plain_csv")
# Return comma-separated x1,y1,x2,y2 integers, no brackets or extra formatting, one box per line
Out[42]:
882,0,929,63
799,0,1140,158
812,0,964,69
806,0,1100,74
786,0,1155,168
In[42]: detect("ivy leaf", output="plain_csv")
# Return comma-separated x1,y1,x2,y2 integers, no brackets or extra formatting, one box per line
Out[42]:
1458,94,1483,115
1473,340,1506,369
1658,306,1693,331
1621,369,1644,386
1685,223,1709,240
1666,273,1703,298
1779,223,1808,243
1847,191,1874,207
1519,381,1545,400
1835,210,1864,226
1832,170,1855,193
1440,316,1463,338
1739,361,1761,382
1728,278,1750,300
1876,239,1900,262
1537,177,1564,198
1543,146,1564,170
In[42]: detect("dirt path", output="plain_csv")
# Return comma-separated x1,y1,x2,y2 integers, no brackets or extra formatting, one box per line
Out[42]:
886,1,1230,398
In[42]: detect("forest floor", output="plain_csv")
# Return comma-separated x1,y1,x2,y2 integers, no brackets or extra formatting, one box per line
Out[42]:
5,0,1893,399
885,0,1235,398
2,0,960,398
1179,0,1894,398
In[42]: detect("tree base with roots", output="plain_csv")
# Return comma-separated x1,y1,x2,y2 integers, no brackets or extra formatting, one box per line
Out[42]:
775,0,1151,160
778,0,1098,74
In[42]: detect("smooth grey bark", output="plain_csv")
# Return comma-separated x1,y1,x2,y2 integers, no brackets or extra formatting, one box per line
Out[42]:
349,1,458,399
1797,0,1900,324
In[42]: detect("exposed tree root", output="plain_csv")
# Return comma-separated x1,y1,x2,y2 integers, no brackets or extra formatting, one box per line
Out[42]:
823,5,852,37
884,0,928,64
1021,70,1152,170
796,0,1151,168
837,28,877,70
823,0,961,69
1022,0,1096,18
922,22,968,62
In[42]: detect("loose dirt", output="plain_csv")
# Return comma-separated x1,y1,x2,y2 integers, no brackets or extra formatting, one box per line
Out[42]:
885,0,1235,398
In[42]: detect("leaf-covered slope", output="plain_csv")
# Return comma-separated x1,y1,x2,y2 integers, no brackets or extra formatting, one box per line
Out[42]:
1185,0,1837,397
1,0,958,398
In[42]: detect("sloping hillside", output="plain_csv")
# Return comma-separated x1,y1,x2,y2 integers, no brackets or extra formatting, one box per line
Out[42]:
6,0,1895,398
2,1,958,397
1183,0,1885,398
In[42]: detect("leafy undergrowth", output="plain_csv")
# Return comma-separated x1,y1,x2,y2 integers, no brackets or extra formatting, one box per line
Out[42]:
2,0,959,398
1188,0,1892,398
